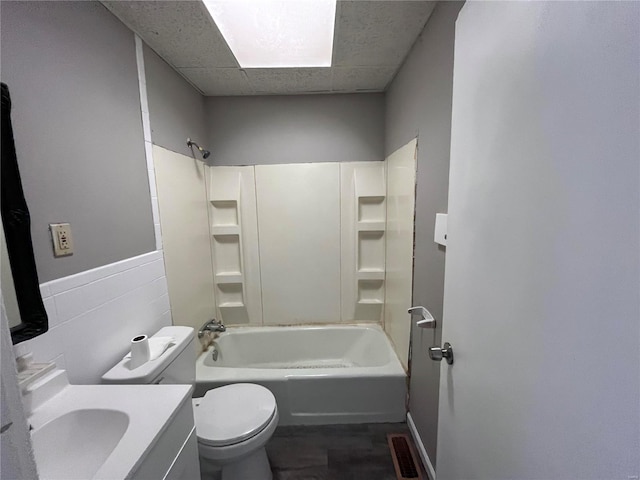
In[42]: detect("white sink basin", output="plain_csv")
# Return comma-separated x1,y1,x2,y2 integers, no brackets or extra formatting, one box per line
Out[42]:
26,371,193,480
32,409,129,480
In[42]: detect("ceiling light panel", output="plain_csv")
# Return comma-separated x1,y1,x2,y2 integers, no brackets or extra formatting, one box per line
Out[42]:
203,0,336,69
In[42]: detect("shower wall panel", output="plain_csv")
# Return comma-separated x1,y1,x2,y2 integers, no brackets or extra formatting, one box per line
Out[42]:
207,166,262,325
340,162,387,323
206,160,414,336
153,146,215,332
384,139,418,370
255,163,342,325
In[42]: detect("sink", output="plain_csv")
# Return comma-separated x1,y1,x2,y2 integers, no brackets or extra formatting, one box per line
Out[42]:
24,370,193,480
31,409,129,480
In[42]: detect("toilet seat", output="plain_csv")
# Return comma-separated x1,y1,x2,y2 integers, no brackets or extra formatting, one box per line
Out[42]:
193,383,277,447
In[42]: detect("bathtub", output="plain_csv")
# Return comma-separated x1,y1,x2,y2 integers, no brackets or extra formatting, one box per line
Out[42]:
195,324,407,425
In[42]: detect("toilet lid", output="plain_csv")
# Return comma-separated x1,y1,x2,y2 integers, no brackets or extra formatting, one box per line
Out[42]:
194,384,277,447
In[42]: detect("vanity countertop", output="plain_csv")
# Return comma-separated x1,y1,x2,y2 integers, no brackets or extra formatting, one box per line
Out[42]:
28,380,193,480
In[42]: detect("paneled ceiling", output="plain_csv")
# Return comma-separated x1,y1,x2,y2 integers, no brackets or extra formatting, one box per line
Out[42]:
102,1,436,96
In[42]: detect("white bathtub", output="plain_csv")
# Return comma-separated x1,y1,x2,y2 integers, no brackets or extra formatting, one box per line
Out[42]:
195,324,407,425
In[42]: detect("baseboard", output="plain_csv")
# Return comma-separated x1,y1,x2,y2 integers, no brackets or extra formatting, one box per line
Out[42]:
407,412,437,480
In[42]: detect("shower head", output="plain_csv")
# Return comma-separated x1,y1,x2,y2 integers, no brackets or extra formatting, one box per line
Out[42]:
186,138,211,161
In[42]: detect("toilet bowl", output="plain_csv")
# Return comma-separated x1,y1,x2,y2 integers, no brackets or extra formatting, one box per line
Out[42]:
193,383,278,480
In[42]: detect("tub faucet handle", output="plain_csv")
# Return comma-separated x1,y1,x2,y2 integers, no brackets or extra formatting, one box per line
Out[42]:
198,318,226,338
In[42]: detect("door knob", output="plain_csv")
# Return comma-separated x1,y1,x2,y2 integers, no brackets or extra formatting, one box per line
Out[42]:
429,342,454,365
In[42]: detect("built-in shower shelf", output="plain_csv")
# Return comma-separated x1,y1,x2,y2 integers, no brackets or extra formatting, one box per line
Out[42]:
208,169,252,325
337,163,387,322
215,273,243,284
219,302,245,308
357,270,385,281
211,225,240,236
357,221,385,232
357,299,384,305
218,302,249,324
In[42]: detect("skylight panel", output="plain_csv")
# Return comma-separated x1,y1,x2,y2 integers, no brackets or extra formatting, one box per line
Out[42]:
203,0,337,69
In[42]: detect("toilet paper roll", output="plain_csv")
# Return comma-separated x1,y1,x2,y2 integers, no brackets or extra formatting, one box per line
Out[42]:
130,335,150,369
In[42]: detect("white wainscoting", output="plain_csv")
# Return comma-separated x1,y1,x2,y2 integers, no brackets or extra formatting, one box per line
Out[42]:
14,251,171,384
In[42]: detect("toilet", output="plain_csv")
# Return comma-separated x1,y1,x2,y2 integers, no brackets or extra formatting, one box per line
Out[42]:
102,326,278,480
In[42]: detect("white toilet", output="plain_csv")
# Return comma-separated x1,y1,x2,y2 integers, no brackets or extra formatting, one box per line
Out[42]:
102,326,278,480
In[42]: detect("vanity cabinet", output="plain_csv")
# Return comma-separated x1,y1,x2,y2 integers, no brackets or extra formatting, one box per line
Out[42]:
132,396,201,480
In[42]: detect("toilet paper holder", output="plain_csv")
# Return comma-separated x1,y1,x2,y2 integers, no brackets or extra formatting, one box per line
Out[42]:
408,306,436,328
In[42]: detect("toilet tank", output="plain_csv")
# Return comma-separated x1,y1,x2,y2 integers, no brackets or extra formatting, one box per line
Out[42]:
102,326,197,385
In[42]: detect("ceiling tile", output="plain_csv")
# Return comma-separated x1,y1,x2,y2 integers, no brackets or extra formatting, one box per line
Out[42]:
178,68,253,96
245,69,333,95
331,67,396,92
102,1,238,68
333,1,436,67
102,0,435,95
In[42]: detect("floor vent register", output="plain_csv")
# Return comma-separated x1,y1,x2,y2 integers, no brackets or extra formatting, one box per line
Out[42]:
387,433,424,480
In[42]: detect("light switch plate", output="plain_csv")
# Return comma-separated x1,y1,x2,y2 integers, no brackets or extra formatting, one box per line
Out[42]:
49,223,74,257
434,213,448,246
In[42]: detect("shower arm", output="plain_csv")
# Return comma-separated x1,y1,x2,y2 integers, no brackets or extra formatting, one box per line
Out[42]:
186,138,211,160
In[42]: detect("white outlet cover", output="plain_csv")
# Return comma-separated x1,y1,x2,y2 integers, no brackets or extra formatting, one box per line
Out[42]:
50,223,73,257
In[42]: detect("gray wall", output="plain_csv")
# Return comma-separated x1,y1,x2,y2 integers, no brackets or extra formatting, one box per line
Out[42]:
1,1,155,282
205,94,385,165
144,44,207,158
385,1,464,467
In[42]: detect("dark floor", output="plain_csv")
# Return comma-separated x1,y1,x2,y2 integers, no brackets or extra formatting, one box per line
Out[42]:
267,423,427,480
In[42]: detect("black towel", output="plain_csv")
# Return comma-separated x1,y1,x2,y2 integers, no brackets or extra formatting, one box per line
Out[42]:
1,82,48,341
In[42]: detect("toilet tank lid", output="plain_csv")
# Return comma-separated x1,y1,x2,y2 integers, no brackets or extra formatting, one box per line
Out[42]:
101,326,194,384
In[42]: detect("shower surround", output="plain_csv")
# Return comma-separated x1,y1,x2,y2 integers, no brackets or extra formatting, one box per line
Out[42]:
153,141,417,371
